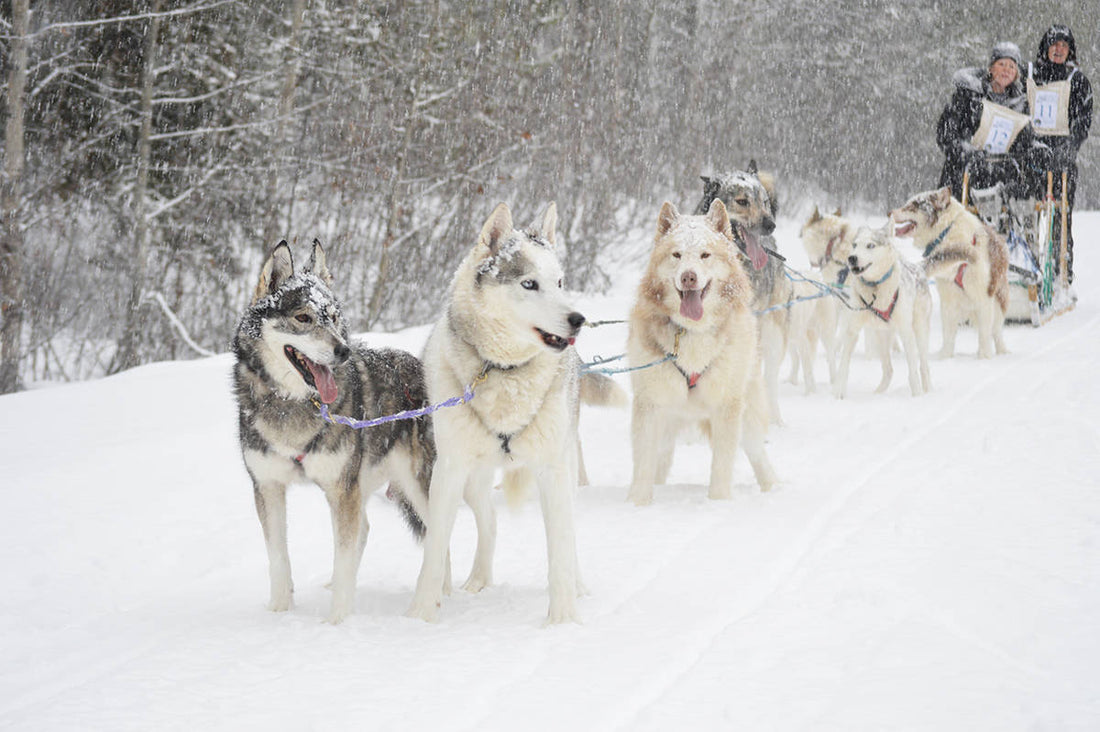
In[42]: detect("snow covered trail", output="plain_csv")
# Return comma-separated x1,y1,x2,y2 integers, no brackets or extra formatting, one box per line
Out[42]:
1,215,1098,730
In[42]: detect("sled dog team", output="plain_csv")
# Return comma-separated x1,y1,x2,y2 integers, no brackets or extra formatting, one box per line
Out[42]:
234,165,1011,625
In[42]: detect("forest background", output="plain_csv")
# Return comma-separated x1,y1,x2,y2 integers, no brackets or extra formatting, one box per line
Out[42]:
1,0,1097,388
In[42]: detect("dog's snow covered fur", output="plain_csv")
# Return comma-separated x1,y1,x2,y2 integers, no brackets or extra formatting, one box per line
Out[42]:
695,161,791,424
890,186,1009,359
627,199,777,505
233,241,434,624
833,225,933,398
407,202,590,625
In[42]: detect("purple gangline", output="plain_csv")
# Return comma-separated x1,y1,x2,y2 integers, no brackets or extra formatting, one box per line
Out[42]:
319,383,475,429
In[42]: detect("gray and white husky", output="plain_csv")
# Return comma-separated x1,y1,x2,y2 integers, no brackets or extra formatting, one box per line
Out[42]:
695,162,792,424
406,202,592,625
233,240,434,624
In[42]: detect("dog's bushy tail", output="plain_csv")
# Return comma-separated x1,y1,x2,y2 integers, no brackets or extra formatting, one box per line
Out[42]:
579,372,628,408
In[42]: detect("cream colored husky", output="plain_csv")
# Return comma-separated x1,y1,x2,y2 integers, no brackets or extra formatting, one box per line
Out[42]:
627,199,777,505
890,186,1009,359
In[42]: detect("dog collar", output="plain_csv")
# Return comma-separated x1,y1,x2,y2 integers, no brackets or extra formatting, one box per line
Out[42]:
921,222,954,259
954,262,968,288
859,264,895,287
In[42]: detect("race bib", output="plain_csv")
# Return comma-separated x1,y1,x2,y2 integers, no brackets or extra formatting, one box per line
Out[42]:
970,101,1030,154
1027,76,1071,136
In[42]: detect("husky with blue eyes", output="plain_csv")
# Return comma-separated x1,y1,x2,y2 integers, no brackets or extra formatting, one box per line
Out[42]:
407,202,618,625
833,224,933,399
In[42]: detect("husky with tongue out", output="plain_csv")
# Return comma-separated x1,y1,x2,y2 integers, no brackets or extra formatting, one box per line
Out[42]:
694,162,792,425
232,240,435,624
626,199,778,506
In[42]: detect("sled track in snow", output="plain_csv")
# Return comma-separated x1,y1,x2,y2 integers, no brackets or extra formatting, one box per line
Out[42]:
602,309,1100,730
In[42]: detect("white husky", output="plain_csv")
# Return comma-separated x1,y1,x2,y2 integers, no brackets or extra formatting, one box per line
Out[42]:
407,202,589,625
833,225,933,399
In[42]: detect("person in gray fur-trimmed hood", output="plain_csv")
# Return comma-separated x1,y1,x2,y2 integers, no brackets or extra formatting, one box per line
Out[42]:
1028,24,1092,284
936,41,1051,202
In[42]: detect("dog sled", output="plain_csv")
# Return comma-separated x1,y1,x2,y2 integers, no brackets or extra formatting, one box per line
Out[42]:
962,169,1075,326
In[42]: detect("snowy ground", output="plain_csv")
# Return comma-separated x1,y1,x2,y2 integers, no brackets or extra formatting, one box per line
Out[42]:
2,211,1098,731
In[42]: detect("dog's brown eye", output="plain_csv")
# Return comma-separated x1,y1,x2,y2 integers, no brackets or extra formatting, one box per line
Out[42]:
672,252,681,259
701,252,711,259
295,314,312,323
735,198,749,207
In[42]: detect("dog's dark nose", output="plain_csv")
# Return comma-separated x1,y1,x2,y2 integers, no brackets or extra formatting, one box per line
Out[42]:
761,216,776,235
847,255,858,266
681,270,697,289
334,342,350,362
567,312,586,331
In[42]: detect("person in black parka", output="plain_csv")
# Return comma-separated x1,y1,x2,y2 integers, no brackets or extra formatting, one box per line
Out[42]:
937,41,1050,202
1028,24,1092,284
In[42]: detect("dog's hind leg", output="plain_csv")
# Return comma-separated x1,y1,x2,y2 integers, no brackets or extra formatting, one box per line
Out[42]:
253,482,293,612
324,478,366,624
936,283,959,358
537,462,580,624
463,466,497,593
975,298,996,359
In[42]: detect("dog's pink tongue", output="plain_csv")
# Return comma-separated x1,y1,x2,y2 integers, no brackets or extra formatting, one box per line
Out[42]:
308,361,338,404
680,289,704,321
743,229,769,271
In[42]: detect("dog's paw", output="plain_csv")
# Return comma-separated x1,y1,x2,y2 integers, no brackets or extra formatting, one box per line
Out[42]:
543,602,582,627
707,486,732,500
462,574,491,594
267,596,292,613
406,599,441,623
627,486,653,506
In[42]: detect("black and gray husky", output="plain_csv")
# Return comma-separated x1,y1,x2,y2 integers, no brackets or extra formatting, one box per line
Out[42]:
232,240,434,623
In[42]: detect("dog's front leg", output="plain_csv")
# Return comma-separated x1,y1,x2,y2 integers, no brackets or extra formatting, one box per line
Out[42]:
628,401,661,505
324,479,366,624
832,324,861,399
253,481,293,612
707,407,743,500
538,464,581,625
462,465,498,593
407,454,466,622
898,324,925,396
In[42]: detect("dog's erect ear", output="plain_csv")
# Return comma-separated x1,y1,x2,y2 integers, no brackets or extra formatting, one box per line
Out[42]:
252,241,294,304
479,202,513,256
538,201,558,248
834,207,842,217
305,238,333,287
705,198,733,239
748,159,759,175
656,201,679,237
933,187,953,209
808,205,822,225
